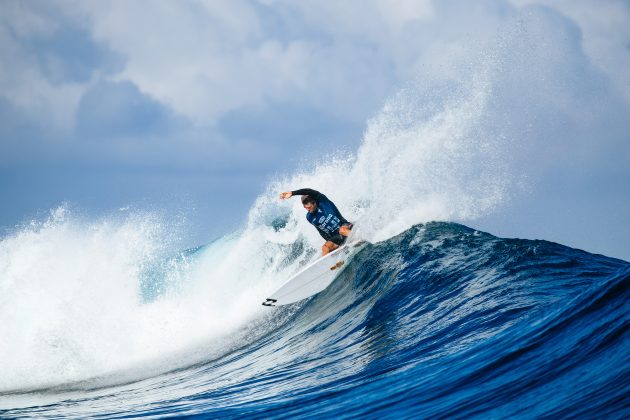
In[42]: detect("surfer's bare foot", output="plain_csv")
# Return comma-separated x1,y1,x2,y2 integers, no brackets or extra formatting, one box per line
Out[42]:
322,241,338,255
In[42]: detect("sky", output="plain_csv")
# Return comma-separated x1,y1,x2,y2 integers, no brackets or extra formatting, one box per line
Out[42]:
0,0,629,260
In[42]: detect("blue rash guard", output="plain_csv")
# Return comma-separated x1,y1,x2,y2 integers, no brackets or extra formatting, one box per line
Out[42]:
291,188,352,244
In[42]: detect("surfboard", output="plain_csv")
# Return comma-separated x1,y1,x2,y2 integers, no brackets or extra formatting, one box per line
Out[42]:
262,239,367,307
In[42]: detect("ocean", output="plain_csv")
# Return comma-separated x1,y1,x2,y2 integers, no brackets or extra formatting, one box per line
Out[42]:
1,217,628,418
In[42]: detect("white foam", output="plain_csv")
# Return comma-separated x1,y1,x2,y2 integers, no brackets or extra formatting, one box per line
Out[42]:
0,208,284,391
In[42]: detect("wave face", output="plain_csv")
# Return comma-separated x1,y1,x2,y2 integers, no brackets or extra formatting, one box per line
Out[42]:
1,221,627,418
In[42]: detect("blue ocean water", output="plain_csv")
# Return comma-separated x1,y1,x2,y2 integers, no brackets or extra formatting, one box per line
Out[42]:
1,221,628,418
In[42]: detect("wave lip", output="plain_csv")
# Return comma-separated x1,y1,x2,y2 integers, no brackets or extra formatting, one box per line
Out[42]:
1,222,628,418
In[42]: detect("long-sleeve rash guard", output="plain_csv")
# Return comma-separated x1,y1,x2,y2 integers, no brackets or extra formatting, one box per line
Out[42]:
291,188,350,243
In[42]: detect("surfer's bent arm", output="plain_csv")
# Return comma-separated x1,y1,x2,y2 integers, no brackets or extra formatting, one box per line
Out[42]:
291,188,321,198
279,188,321,200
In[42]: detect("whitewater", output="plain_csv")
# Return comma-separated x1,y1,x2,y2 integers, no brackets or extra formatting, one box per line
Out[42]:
1,52,629,419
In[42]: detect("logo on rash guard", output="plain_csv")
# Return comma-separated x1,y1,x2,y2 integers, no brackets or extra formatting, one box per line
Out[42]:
318,214,340,234
307,198,344,236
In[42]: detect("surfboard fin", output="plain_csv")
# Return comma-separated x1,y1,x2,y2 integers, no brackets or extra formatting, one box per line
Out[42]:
262,298,277,307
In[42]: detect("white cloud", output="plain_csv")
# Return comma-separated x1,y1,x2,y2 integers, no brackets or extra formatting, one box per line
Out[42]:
511,0,630,104
0,1,111,133
3,0,628,134
63,0,436,126
1,0,628,158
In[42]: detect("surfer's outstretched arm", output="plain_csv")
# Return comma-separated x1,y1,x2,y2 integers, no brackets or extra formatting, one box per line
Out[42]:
279,188,322,200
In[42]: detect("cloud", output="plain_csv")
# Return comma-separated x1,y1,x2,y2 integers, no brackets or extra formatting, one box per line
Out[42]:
491,4,629,171
0,0,124,135
218,100,358,144
0,97,44,157
511,0,630,104
3,0,626,143
70,0,433,125
2,0,629,128
76,80,182,140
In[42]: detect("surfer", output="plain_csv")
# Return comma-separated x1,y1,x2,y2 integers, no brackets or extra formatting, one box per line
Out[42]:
280,188,353,256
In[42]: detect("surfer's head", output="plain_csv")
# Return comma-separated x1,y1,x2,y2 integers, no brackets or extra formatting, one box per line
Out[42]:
301,195,317,213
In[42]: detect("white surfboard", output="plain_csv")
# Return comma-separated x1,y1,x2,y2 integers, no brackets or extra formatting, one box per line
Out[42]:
262,239,367,307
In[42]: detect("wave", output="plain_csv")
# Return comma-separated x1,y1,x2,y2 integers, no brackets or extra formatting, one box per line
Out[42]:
1,220,627,418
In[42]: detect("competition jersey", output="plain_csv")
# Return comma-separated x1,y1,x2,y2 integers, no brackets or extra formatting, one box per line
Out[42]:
291,188,349,241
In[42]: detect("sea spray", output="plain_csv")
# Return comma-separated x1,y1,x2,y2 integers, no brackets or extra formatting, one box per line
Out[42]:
258,72,510,245
0,207,282,391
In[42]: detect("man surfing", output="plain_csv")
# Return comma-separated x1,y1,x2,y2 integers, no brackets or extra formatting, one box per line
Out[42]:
280,188,353,256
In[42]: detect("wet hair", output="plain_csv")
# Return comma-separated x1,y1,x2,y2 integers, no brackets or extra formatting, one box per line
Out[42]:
301,195,316,205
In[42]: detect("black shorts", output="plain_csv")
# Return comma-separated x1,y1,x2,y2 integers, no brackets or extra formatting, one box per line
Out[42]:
329,223,353,245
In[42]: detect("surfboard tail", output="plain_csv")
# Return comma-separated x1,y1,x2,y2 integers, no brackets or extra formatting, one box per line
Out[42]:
260,239,369,308
262,298,277,307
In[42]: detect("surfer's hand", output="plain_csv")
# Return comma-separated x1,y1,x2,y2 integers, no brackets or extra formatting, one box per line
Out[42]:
279,191,292,200
339,225,351,236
